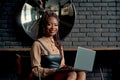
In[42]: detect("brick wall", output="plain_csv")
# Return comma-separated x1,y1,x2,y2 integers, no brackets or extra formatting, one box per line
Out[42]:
0,0,33,48
62,0,120,48
0,0,120,48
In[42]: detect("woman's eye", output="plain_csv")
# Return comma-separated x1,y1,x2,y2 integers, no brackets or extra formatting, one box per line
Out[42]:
47,23,51,26
54,24,58,26
47,23,58,27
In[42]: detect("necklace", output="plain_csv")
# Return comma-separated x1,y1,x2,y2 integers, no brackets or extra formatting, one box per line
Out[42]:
44,37,55,51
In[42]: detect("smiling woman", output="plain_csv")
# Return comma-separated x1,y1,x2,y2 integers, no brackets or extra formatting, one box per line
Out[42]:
19,0,76,40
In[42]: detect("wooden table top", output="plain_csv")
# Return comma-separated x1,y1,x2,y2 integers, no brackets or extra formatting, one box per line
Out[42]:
0,47,120,51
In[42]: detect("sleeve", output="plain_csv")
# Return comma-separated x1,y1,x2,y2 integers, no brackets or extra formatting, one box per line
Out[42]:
30,41,57,78
30,41,41,67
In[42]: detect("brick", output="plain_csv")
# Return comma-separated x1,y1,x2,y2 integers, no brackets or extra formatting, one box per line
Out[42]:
64,37,79,41
102,15,117,20
93,37,108,41
102,33,117,37
102,42,117,46
77,0,87,2
95,28,109,32
93,11,107,15
108,2,116,6
102,0,116,2
79,11,93,15
0,42,5,46
102,7,116,11
76,7,86,10
80,3,94,7
74,24,86,28
95,20,108,24
102,24,116,28
88,42,102,46
80,28,94,32
87,7,101,11
109,20,116,23
94,3,108,6
87,33,101,37
61,42,72,46
71,33,86,37
80,20,93,24
87,0,101,2
87,24,101,28
78,37,93,41
71,28,79,32
108,11,116,15
73,42,87,46
87,15,101,20
78,15,86,19
109,28,116,32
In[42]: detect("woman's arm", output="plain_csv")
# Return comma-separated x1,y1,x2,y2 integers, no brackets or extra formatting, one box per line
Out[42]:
30,41,57,77
59,46,66,67
30,41,41,68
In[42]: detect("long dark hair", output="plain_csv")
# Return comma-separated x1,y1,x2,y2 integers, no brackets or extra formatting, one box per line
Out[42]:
37,10,62,53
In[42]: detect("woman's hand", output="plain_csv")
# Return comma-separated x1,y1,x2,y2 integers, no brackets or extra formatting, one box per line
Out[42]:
56,65,74,72
43,68,57,77
62,65,74,70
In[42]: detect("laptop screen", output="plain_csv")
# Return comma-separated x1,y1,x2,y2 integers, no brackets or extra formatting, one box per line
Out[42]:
74,47,96,72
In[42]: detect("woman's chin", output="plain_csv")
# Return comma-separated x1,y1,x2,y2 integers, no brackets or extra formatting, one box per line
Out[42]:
50,33,57,36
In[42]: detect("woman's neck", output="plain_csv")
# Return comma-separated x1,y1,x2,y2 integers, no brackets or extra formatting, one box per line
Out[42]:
43,36,53,39
42,36,54,43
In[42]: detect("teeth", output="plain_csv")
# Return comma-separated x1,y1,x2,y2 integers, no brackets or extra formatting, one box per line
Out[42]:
51,31,55,32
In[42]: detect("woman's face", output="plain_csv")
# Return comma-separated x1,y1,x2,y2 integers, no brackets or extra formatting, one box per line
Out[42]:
45,17,59,37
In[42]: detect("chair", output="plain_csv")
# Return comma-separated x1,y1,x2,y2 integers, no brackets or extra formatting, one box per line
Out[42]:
16,54,32,80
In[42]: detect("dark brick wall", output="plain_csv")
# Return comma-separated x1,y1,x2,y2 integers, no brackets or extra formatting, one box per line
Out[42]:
0,0,33,48
0,0,120,48
62,0,120,48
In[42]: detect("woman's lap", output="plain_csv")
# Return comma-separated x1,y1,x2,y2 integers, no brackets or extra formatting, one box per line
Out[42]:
32,71,85,80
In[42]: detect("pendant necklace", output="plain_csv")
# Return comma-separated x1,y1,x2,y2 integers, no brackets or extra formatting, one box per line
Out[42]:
50,38,55,51
45,38,55,51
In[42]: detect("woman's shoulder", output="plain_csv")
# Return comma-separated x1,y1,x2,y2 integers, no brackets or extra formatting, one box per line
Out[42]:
32,38,42,46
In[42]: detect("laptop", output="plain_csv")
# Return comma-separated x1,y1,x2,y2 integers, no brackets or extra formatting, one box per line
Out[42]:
74,47,96,72
56,47,96,72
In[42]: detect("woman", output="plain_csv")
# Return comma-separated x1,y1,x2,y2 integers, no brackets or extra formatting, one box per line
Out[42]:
30,10,86,80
